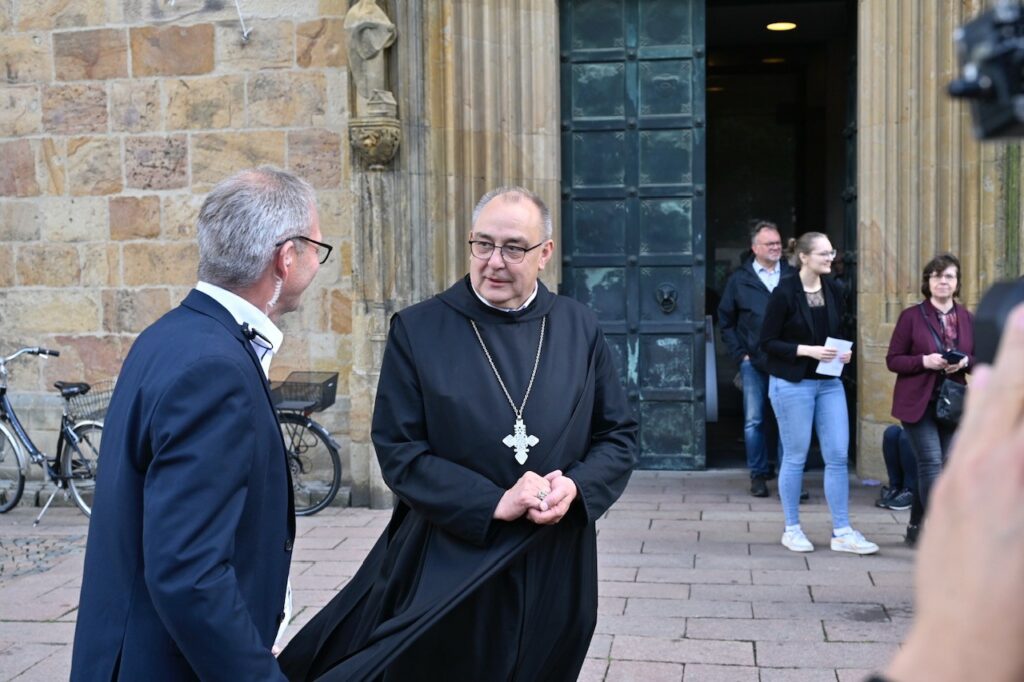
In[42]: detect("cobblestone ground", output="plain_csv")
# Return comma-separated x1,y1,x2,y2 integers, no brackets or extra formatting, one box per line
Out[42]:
0,471,911,680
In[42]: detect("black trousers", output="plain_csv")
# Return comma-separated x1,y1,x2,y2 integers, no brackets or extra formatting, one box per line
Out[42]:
902,403,956,526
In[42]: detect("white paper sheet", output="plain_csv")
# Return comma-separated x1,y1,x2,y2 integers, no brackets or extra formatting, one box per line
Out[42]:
816,337,853,377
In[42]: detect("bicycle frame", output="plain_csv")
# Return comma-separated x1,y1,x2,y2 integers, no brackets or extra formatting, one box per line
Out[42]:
0,390,68,480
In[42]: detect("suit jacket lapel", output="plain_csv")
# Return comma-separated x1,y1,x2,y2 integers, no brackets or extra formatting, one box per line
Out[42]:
181,290,270,388
822,280,841,336
794,280,815,336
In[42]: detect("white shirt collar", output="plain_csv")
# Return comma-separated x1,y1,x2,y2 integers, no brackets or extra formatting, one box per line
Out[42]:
472,282,539,313
754,260,779,275
195,281,283,377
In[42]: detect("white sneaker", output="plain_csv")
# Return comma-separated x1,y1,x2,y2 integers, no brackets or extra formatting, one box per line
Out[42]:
831,529,879,555
781,528,814,552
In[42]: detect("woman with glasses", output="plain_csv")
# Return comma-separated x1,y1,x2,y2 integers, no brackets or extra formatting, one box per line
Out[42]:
760,232,879,554
885,254,974,546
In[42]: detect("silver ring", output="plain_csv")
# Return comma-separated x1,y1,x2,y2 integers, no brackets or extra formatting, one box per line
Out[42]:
537,490,548,501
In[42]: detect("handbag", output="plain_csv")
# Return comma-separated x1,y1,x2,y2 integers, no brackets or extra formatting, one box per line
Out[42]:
918,303,965,426
935,379,965,426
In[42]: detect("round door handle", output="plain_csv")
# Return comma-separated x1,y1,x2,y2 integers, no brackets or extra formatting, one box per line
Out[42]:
655,282,677,314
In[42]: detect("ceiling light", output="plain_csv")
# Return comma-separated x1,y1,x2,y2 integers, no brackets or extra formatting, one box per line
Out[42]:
707,86,725,93
762,57,786,64
766,22,797,31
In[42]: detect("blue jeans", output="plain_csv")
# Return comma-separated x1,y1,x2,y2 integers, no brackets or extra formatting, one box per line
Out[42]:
768,376,851,529
740,360,778,479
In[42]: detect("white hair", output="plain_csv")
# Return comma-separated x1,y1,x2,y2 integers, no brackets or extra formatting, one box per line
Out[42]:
197,166,316,289
472,186,553,240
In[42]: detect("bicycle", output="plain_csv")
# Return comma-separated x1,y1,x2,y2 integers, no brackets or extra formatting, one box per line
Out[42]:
271,372,343,516
0,347,111,524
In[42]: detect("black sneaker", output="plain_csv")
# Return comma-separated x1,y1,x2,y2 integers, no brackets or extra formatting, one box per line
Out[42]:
886,489,913,511
777,488,811,502
875,486,893,509
750,477,769,497
905,523,921,547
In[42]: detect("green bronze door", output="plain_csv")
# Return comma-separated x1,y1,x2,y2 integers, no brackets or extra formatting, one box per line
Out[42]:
559,0,706,470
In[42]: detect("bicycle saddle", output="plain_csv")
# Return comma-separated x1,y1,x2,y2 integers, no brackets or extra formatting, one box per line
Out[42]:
54,381,90,398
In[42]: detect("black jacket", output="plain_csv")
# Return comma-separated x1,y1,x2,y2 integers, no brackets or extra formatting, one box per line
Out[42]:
717,259,794,372
759,273,849,382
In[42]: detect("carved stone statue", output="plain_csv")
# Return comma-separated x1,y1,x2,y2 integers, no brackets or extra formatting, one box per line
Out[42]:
344,0,397,118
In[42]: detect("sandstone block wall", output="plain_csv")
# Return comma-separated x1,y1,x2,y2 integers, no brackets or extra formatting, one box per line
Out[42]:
0,0,354,485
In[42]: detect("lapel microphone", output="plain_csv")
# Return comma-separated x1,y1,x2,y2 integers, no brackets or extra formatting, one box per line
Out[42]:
240,322,275,355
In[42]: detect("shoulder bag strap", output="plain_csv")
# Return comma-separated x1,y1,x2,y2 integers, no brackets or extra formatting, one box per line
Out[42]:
918,302,946,352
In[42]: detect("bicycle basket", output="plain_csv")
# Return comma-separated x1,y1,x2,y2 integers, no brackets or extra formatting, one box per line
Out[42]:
67,379,116,421
270,372,338,412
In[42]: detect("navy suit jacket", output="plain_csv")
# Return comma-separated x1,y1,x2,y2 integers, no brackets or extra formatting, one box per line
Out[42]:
71,290,294,681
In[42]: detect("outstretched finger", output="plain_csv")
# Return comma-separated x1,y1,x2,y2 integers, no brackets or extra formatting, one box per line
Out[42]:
953,302,1024,466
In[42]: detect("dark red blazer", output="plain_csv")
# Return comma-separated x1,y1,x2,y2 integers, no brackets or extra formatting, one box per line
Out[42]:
886,299,975,423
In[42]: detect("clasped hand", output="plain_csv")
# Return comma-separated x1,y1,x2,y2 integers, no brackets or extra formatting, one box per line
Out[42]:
493,469,578,525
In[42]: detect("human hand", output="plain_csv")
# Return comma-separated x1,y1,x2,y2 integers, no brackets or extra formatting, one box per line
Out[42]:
800,345,837,361
886,303,1024,682
838,350,852,364
493,470,557,521
526,472,578,526
922,353,948,371
943,356,968,374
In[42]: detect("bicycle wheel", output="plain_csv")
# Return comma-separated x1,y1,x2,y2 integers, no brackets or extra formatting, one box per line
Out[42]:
61,421,103,517
0,423,26,513
277,413,341,516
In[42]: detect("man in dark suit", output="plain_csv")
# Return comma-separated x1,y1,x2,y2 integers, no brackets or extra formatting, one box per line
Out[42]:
71,167,330,681
718,221,793,497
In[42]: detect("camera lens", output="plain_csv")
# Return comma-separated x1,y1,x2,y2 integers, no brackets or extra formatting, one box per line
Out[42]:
974,280,1024,364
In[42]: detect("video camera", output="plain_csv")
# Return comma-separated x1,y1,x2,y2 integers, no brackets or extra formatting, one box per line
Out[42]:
949,2,1024,363
949,2,1024,139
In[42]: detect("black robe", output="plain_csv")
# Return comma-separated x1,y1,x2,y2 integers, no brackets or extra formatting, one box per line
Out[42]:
279,277,637,682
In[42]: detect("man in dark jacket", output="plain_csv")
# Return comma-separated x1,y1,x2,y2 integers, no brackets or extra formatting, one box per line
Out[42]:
718,221,792,497
72,167,327,681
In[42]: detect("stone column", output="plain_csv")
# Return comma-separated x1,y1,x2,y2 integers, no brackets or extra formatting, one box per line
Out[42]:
856,0,1019,479
424,0,562,289
346,0,561,507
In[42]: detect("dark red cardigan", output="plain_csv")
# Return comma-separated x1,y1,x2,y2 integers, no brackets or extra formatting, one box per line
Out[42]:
886,299,975,423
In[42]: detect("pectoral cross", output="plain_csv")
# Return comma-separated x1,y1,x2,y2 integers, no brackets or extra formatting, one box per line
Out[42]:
503,417,539,465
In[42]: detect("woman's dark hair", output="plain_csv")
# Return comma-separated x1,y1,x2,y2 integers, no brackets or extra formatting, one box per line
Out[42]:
785,231,828,269
921,253,962,299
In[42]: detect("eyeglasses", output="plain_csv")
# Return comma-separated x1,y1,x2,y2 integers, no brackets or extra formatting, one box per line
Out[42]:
468,240,544,264
929,273,958,281
813,250,837,258
756,241,782,248
275,235,333,264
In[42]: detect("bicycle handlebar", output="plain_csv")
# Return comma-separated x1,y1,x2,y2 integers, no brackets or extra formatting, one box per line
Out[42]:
2,347,61,363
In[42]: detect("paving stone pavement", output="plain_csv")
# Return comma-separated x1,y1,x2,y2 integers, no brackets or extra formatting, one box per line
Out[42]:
0,470,911,680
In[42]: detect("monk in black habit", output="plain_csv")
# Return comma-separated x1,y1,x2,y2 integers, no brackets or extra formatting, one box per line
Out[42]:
279,187,638,681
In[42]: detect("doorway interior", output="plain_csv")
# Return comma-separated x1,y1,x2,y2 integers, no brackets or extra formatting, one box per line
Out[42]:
704,0,857,469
